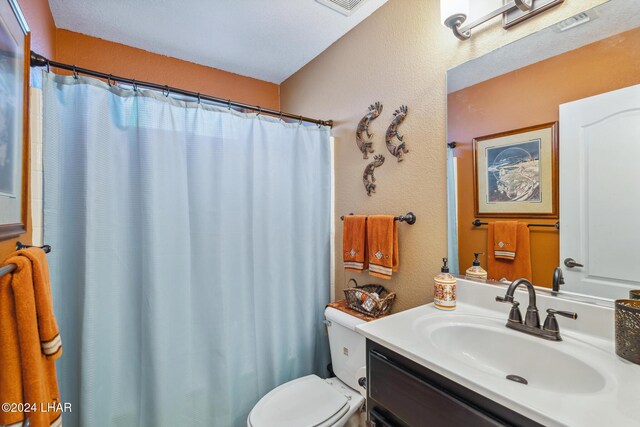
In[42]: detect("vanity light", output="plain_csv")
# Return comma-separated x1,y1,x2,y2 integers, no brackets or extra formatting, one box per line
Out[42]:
441,0,564,41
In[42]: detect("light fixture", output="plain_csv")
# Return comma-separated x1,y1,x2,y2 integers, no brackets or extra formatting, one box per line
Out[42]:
441,0,564,41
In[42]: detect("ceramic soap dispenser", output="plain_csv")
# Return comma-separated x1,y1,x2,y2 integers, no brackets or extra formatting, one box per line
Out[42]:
466,252,488,281
434,258,456,311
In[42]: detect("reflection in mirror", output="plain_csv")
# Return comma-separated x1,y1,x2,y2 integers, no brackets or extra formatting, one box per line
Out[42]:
446,0,640,301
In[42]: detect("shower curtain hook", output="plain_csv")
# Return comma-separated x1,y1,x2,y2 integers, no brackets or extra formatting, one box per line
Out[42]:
256,106,262,117
298,116,303,126
279,112,283,122
107,74,113,87
197,93,201,104
132,79,138,92
45,59,50,73
227,99,231,110
72,65,78,79
163,85,170,97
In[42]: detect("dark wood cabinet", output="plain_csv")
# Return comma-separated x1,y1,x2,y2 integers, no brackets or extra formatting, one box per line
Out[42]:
366,340,543,427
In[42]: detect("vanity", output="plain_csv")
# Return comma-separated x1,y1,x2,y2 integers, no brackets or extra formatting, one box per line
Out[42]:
356,278,640,427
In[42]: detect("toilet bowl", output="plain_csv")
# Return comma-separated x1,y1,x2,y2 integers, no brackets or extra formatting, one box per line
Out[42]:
247,307,367,427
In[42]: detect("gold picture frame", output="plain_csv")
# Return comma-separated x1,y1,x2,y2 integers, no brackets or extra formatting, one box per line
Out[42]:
473,122,558,218
0,0,30,240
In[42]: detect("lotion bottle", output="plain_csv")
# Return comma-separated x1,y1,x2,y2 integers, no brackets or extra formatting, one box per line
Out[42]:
434,258,456,311
466,252,488,281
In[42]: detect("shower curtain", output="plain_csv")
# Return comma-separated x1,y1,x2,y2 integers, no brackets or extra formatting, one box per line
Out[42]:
42,72,331,427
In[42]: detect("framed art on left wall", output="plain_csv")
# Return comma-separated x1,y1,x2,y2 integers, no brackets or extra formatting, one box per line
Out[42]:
0,0,29,240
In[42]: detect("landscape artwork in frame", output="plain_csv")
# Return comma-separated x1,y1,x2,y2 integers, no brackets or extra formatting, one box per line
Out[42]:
473,123,558,218
0,0,29,239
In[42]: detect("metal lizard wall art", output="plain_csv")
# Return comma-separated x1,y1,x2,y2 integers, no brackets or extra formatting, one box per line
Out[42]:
355,102,383,159
363,154,385,196
385,105,409,162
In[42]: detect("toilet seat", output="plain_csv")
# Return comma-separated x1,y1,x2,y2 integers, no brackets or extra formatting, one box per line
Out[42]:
248,375,351,427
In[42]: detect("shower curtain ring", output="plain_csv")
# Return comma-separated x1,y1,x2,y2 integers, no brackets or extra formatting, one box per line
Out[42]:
279,112,283,122
107,74,113,87
72,65,78,79
298,116,303,125
132,79,138,92
45,60,50,73
256,106,262,117
163,85,170,97
197,93,201,104
227,99,231,110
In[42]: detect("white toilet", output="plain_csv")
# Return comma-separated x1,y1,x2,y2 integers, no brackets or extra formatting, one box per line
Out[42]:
247,306,367,427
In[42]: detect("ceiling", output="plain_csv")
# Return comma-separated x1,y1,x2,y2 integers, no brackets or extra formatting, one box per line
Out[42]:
48,0,389,84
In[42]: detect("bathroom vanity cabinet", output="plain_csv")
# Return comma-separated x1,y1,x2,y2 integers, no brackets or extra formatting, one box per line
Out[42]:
366,340,542,427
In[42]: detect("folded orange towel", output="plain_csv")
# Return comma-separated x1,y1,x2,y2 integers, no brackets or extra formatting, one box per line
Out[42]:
493,221,518,260
343,215,368,272
487,223,532,282
367,215,398,280
0,248,62,427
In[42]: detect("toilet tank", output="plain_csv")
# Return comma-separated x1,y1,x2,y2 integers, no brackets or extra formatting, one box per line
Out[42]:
324,307,366,392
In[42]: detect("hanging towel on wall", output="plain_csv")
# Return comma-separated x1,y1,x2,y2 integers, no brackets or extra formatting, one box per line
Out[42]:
493,221,518,260
487,223,532,282
367,215,399,279
0,248,62,427
343,215,368,272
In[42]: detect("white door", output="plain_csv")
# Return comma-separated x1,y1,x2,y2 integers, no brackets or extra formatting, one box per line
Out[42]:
560,84,640,299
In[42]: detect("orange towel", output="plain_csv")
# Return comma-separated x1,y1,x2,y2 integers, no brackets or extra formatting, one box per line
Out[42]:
493,221,518,260
487,223,532,282
367,215,398,280
0,248,62,427
343,215,368,272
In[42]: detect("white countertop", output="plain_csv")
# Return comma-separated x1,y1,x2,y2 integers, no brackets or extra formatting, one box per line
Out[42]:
356,278,640,427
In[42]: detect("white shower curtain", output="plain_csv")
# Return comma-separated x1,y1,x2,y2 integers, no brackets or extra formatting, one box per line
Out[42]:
42,72,332,427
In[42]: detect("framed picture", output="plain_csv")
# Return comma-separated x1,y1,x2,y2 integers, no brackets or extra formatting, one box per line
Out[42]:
473,122,558,218
0,0,29,240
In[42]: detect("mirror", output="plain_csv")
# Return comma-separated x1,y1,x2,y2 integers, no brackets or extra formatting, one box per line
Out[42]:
446,0,640,301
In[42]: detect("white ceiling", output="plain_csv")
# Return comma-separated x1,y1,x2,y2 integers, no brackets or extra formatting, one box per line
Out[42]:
47,0,388,84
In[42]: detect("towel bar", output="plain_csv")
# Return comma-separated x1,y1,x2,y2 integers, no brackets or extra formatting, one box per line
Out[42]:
340,212,416,225
0,241,52,279
472,219,559,229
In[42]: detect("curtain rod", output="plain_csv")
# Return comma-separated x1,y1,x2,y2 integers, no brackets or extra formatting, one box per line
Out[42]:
30,51,334,128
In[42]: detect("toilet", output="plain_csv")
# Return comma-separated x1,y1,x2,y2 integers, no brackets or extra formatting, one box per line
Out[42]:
247,306,367,427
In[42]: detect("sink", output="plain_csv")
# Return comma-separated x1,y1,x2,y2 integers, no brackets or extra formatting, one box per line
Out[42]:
414,315,607,394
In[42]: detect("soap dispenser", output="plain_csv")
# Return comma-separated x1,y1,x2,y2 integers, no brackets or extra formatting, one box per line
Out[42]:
466,252,488,281
434,258,456,311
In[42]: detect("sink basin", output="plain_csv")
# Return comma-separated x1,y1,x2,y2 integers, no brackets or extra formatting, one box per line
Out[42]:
414,315,607,394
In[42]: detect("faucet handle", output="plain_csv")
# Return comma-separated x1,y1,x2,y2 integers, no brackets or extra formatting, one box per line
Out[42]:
543,308,577,334
508,301,523,324
546,308,577,320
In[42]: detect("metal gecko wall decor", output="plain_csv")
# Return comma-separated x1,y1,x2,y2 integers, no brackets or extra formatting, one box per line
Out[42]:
385,105,409,162
363,154,385,196
355,102,383,159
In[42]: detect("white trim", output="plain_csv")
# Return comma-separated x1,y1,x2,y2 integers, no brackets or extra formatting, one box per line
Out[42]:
329,136,335,302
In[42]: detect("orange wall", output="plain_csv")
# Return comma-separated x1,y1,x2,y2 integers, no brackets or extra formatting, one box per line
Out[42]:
55,29,280,110
448,28,640,287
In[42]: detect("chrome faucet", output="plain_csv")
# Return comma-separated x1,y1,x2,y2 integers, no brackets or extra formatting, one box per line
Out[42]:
496,278,577,341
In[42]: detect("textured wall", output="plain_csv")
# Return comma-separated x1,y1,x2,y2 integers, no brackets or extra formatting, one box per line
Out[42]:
281,0,608,312
450,27,640,288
